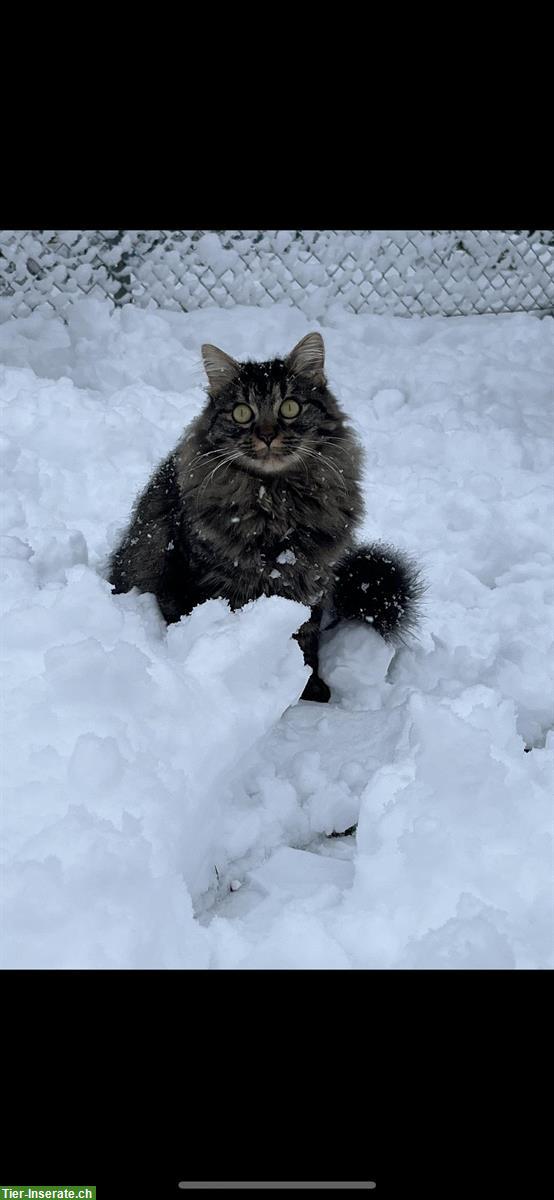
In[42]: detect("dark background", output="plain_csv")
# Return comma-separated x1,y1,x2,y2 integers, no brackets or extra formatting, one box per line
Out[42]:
3,970,548,1200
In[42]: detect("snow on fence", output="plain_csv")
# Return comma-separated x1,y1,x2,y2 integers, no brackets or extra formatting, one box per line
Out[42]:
1,230,553,322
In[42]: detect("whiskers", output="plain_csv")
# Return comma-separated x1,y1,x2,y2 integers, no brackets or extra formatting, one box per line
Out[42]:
195,449,244,506
187,446,236,472
294,443,348,493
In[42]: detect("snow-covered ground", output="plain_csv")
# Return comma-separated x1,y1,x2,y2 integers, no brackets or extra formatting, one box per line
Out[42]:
1,298,552,969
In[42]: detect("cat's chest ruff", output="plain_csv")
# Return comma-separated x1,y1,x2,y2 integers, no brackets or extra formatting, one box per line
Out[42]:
254,480,286,512
229,484,326,601
226,481,296,541
255,483,275,514
192,480,294,556
190,473,339,608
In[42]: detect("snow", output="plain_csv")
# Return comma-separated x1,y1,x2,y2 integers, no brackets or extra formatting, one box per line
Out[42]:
1,297,553,969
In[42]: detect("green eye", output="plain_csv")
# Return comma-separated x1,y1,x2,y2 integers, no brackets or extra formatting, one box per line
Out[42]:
279,399,300,419
232,404,253,424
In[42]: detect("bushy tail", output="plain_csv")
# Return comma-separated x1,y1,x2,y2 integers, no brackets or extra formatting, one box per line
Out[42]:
329,542,426,644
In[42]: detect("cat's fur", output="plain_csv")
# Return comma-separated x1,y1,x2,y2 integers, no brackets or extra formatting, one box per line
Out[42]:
108,332,423,701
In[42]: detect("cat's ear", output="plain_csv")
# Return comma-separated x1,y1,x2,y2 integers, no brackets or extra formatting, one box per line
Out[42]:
286,332,326,385
201,344,240,394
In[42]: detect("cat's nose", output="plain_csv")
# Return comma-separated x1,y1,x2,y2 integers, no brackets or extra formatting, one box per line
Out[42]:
256,428,277,447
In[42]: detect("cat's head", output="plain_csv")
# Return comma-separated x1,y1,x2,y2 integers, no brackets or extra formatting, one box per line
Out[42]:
199,333,344,475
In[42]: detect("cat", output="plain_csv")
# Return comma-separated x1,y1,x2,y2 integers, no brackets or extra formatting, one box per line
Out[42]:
108,332,423,701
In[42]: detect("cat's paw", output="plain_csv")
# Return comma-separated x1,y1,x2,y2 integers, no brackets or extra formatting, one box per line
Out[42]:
301,674,331,703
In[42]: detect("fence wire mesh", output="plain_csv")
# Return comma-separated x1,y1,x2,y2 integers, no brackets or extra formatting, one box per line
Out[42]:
1,230,553,321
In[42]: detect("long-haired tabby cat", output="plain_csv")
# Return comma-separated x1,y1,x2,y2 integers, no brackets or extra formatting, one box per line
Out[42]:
108,332,423,701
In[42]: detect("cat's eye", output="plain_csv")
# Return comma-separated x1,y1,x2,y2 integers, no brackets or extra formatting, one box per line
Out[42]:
279,399,301,419
232,404,253,424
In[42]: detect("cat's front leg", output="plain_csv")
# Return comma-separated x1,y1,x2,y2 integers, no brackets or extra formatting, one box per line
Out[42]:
293,605,331,703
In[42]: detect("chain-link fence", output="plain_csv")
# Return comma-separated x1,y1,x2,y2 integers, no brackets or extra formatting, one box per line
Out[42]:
1,230,553,322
